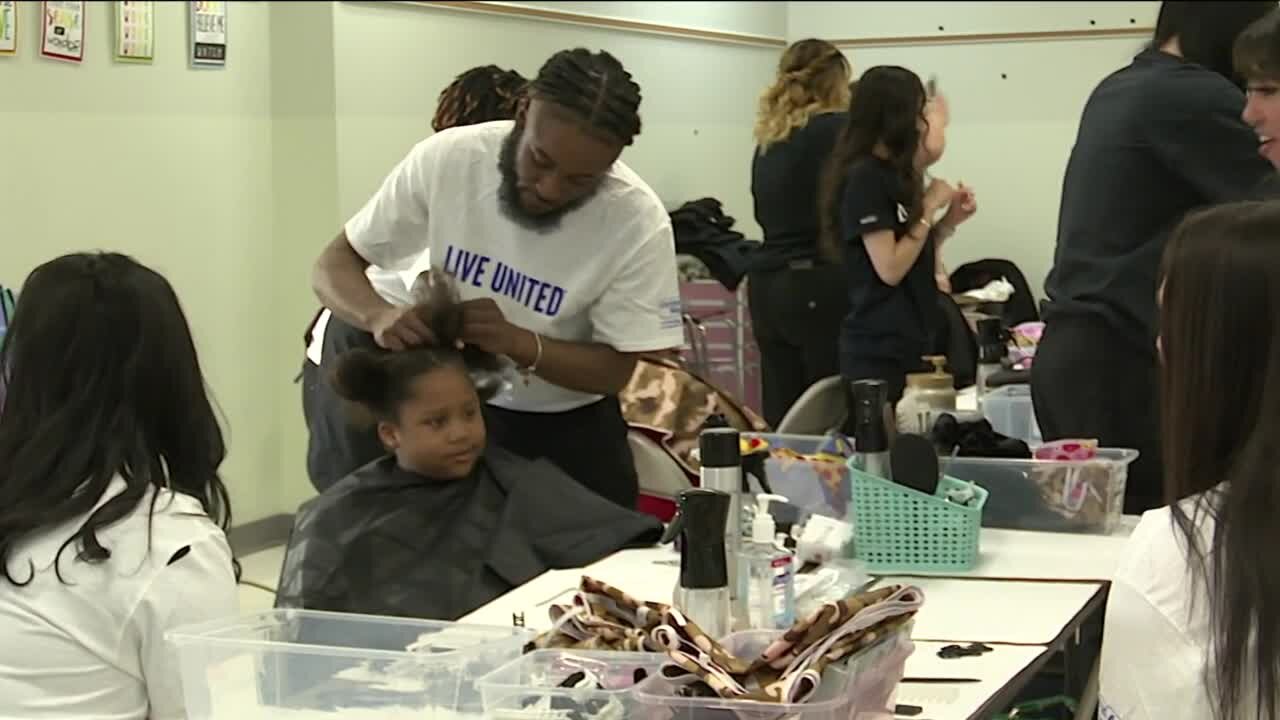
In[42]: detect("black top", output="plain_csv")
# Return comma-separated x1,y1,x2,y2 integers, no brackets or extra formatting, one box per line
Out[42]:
751,112,847,269
276,447,664,621
1045,49,1272,353
837,157,938,362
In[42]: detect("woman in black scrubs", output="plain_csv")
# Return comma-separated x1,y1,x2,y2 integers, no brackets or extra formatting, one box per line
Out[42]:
818,67,976,404
1034,1,1273,514
748,39,852,427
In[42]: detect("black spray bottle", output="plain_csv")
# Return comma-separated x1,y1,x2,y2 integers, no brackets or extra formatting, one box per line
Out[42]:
849,379,892,480
975,317,1006,407
697,428,746,624
661,488,732,639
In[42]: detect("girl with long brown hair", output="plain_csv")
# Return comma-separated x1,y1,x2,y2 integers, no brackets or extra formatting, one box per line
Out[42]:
1100,200,1280,719
817,66,975,404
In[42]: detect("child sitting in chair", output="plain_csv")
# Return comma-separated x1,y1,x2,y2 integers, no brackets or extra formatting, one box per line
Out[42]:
277,270,662,621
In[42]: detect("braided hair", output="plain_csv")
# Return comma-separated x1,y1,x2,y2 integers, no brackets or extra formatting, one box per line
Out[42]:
432,65,528,133
527,48,643,147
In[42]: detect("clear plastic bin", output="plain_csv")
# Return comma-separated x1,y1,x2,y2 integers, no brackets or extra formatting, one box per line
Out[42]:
981,384,1042,444
478,650,667,718
743,433,852,523
168,609,532,719
940,448,1138,534
631,623,911,719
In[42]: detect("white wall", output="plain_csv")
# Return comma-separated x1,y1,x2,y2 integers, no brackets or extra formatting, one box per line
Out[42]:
330,1,780,237
787,1,1161,294
0,0,283,523
787,2,1157,40
490,1,787,38
269,2,342,510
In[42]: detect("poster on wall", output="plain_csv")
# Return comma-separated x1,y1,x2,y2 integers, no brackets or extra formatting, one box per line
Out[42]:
40,0,84,63
189,0,226,67
0,1,17,56
115,1,155,63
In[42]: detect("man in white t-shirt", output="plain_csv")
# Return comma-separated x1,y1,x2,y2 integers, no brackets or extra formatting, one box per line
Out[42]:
307,48,683,507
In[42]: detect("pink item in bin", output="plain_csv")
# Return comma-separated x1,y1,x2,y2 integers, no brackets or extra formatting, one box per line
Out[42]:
1034,439,1099,462
1010,321,1045,367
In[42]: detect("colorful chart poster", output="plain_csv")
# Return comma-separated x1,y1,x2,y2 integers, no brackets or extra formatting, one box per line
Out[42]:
189,0,226,67
115,1,154,62
0,1,16,56
41,0,84,62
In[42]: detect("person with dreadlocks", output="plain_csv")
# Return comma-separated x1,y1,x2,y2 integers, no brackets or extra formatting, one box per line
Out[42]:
303,63,529,494
431,64,527,133
310,48,682,509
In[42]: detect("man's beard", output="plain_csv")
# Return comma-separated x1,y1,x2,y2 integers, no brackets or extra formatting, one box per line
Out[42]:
497,125,598,233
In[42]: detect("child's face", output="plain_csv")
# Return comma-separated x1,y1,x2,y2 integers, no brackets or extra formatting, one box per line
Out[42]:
377,365,486,480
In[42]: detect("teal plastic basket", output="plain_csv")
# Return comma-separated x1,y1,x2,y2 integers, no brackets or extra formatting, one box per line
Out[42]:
847,463,988,573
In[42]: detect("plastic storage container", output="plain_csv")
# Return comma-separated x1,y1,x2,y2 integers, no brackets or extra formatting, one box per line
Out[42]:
940,448,1137,534
168,609,532,719
847,465,988,573
982,384,1042,444
743,433,852,523
479,650,667,718
631,623,912,719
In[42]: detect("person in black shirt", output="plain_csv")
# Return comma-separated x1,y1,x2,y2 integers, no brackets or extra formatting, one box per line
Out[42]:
748,39,852,426
818,66,977,404
1033,1,1274,514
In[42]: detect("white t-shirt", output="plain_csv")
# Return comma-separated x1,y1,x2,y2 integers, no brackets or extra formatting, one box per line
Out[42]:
1098,495,1253,719
342,120,685,413
0,478,239,720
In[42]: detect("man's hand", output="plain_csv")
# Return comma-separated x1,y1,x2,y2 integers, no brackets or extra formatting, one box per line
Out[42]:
459,298,532,361
370,305,435,351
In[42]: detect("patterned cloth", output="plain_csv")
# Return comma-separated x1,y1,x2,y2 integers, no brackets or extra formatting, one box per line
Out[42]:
525,577,672,653
527,577,923,705
619,357,768,477
656,585,922,703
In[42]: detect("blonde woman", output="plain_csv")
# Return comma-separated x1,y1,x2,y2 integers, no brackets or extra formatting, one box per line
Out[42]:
748,39,852,426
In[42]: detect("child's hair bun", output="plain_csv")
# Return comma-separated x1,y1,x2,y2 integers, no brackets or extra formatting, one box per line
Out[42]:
410,269,514,400
331,348,391,408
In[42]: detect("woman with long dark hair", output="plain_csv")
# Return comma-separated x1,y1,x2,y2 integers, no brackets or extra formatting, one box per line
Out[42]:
748,39,852,426
817,66,976,404
0,253,237,718
1100,201,1280,719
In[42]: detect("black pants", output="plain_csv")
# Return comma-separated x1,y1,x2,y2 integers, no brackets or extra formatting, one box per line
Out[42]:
1031,315,1163,514
484,397,638,509
747,264,848,427
302,315,385,494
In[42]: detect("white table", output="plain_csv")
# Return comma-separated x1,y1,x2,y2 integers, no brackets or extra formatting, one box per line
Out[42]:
901,642,1050,720
939,526,1129,582
462,526,1122,719
872,576,1102,645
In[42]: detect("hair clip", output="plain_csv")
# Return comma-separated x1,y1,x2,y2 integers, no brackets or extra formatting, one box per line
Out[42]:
937,642,993,659
513,612,525,628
